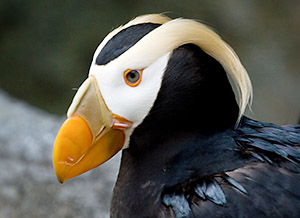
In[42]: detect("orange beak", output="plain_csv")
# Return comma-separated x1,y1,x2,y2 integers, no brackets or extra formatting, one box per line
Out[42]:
53,77,132,183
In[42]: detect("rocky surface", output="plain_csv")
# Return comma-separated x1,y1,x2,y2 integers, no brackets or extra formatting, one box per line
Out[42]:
0,90,120,218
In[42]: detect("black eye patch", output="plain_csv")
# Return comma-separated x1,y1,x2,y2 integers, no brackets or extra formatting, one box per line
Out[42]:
96,23,161,65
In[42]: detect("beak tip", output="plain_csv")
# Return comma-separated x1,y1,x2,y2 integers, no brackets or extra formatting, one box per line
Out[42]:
57,176,65,184
54,171,65,184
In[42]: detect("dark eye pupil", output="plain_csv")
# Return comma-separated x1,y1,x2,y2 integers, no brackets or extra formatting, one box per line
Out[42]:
126,70,140,83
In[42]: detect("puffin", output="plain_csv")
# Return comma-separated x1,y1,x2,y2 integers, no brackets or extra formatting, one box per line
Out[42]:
53,14,300,218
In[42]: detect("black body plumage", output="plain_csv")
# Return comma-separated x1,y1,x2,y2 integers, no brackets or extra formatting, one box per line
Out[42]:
110,44,300,218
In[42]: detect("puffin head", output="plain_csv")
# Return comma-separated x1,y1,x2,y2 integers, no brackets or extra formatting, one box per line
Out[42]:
53,14,252,183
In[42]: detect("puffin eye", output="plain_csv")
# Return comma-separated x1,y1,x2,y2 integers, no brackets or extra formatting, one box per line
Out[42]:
123,69,143,87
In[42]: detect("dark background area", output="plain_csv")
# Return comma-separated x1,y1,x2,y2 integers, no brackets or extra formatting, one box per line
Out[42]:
0,0,299,124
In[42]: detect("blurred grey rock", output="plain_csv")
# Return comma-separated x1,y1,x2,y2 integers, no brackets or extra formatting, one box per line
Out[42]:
0,90,120,218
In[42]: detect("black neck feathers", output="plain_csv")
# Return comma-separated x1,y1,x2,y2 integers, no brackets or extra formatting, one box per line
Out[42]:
130,44,239,152
111,44,241,217
111,44,300,218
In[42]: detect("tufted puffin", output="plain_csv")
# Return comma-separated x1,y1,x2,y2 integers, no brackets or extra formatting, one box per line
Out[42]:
53,14,300,218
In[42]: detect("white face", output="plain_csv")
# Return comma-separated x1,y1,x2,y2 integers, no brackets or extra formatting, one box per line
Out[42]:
88,50,171,136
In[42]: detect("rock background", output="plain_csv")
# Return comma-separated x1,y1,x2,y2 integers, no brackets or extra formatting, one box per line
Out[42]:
0,90,120,218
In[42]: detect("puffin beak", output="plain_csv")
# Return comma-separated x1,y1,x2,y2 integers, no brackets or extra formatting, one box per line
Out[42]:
53,76,132,183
